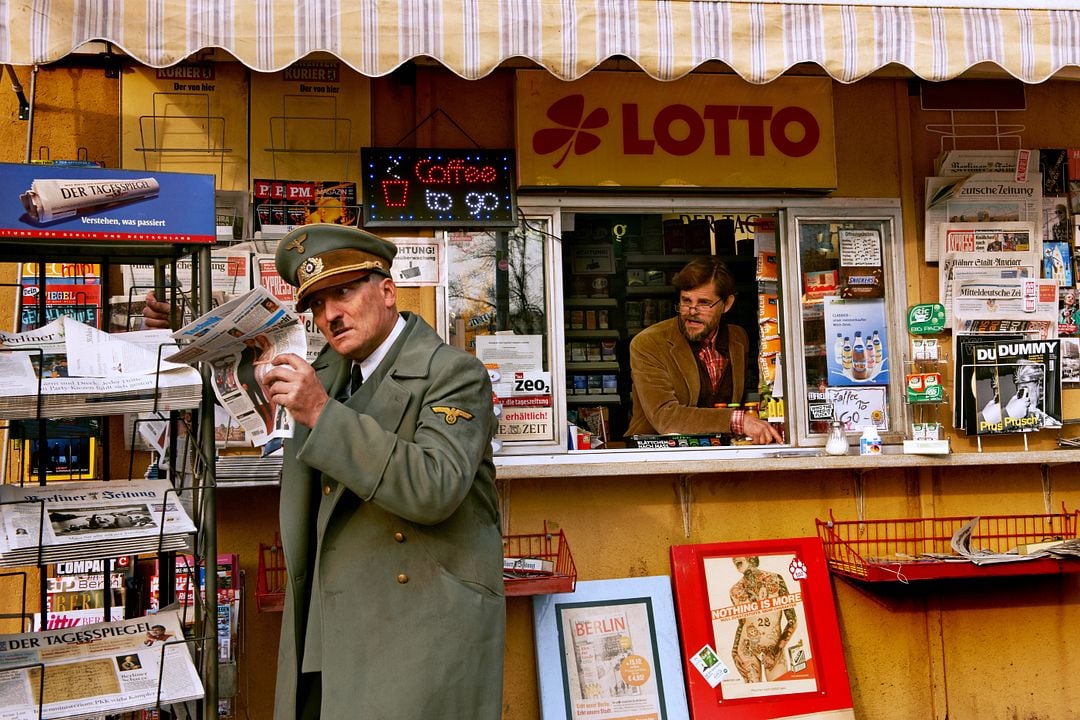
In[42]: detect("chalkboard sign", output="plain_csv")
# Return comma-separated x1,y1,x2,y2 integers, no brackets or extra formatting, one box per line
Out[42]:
361,148,517,227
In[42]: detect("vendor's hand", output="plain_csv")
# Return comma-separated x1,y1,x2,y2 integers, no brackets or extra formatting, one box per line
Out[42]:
263,353,329,428
142,291,173,329
744,413,784,445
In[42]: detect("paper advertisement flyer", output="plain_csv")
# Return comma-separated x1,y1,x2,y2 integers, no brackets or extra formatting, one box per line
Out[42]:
556,602,665,719
703,552,817,700
822,296,889,386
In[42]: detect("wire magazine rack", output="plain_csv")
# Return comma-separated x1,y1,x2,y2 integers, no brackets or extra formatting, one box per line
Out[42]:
816,507,1080,582
502,522,577,596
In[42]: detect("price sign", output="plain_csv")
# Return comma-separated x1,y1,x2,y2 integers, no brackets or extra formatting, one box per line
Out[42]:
361,148,517,227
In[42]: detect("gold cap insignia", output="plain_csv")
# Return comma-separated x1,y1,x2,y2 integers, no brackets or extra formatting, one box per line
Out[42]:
285,233,307,254
297,256,325,285
432,406,474,425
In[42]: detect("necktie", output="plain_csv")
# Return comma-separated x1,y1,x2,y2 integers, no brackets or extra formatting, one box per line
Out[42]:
349,363,364,396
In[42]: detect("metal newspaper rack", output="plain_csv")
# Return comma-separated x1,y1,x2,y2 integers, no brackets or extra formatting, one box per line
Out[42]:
816,507,1080,582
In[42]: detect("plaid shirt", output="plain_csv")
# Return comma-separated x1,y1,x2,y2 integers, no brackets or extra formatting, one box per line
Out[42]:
695,327,746,435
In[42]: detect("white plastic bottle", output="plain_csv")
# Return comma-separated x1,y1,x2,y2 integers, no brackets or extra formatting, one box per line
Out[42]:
859,425,882,455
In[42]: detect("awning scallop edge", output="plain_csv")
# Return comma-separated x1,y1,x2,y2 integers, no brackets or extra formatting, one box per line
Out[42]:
3,1,1080,84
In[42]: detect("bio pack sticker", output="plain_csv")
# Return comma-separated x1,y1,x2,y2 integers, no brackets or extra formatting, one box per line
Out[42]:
689,644,730,687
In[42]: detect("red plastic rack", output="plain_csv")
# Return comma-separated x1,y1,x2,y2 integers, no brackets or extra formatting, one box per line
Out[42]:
503,522,577,596
255,533,286,612
816,507,1080,582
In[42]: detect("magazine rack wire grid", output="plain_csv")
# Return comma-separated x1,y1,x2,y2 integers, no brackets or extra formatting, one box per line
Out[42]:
256,533,286,612
502,521,577,596
816,507,1080,582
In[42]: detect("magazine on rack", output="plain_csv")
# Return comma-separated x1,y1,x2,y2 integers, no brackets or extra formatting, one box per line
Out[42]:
167,287,306,448
0,609,203,720
957,337,1062,435
924,172,1043,262
0,479,195,567
0,317,202,419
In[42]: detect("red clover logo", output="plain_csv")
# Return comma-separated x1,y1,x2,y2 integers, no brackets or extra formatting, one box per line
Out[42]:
531,95,609,169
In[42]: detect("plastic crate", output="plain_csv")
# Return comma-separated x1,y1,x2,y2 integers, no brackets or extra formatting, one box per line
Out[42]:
503,522,577,596
816,507,1080,582
255,533,286,612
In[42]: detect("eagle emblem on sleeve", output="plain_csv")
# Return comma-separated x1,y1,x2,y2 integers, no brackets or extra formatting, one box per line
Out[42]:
432,406,474,424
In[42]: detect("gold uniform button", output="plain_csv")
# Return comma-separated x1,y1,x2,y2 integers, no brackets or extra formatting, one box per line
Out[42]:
397,574,409,584
323,485,332,495
393,532,405,542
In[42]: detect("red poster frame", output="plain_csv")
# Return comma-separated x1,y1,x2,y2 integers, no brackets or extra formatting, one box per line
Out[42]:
671,537,853,720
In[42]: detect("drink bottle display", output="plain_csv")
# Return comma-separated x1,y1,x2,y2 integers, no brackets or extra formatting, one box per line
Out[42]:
851,331,867,379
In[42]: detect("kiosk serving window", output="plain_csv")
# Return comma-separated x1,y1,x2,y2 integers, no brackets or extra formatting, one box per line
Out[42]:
483,198,907,456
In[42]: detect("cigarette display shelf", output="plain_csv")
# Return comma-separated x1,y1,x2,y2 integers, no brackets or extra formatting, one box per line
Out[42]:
816,508,1080,582
565,297,618,307
567,394,621,404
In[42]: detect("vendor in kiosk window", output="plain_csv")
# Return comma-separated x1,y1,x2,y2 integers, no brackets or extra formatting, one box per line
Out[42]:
627,257,783,445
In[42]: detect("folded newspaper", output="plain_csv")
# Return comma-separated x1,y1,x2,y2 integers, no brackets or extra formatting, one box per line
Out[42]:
0,317,202,419
167,287,306,448
0,479,195,568
0,609,203,719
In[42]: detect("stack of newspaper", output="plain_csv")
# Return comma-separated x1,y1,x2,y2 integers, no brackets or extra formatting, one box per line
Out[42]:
0,317,203,419
216,453,283,485
0,609,203,719
0,479,195,567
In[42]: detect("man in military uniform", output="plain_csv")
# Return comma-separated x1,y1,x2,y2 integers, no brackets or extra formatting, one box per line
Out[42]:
147,224,504,719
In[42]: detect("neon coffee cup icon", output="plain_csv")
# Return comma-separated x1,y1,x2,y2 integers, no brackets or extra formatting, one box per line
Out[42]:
381,179,409,208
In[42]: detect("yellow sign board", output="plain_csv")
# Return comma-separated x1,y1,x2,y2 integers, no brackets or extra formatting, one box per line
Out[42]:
249,61,371,187
516,71,836,190
121,62,250,192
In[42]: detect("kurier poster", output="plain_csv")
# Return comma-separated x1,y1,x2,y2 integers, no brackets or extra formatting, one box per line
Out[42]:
120,62,249,192
249,60,371,185
702,552,817,701
823,296,889,386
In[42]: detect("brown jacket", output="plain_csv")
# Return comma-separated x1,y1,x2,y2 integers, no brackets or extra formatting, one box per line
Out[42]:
627,317,749,436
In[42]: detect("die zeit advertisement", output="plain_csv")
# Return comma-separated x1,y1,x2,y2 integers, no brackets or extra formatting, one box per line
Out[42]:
0,163,216,243
516,71,836,189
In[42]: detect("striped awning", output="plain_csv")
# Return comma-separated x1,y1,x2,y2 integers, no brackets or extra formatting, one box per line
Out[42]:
4,1,1080,84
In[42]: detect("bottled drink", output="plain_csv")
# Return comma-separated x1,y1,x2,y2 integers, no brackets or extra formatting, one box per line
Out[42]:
871,331,883,363
833,333,844,363
852,332,867,380
842,336,852,370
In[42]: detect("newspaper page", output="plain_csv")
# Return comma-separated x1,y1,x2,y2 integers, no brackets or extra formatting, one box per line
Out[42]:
924,172,1043,262
951,277,1059,331
0,479,196,567
167,287,305,447
0,609,203,719
0,318,202,418
938,223,1038,329
935,149,1036,177
253,252,326,362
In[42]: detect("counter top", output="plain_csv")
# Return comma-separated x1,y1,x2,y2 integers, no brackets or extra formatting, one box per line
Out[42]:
493,446,1080,480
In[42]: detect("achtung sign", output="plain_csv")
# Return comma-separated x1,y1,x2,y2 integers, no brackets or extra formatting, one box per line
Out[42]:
516,71,836,190
389,240,440,286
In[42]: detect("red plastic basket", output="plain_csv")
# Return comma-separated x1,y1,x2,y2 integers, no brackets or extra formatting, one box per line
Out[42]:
816,507,1080,582
502,522,577,596
255,533,286,612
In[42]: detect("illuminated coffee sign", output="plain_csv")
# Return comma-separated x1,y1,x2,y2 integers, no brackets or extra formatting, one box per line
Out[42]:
361,148,517,227
516,71,837,189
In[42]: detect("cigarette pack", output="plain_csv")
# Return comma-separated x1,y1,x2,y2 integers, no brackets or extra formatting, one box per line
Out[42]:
503,557,554,574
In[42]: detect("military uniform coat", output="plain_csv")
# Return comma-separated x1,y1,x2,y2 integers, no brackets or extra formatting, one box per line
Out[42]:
627,317,748,436
274,312,504,720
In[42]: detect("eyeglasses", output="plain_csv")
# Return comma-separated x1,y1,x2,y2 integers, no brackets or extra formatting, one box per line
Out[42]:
677,297,724,314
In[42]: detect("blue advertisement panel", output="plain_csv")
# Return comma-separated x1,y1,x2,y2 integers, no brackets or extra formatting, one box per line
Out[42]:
0,163,215,243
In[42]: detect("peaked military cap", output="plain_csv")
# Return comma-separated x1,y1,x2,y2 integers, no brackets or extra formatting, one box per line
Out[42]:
275,224,397,311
